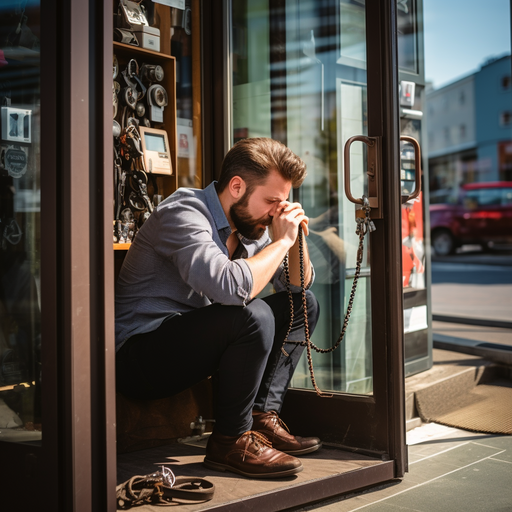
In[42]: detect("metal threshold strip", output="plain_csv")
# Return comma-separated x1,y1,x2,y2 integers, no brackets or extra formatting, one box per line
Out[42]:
117,443,395,511
202,461,395,512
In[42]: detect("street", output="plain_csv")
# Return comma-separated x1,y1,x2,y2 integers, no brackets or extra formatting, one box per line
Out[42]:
431,251,512,323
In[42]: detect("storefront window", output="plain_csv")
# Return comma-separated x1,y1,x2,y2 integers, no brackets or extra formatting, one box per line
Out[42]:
0,1,41,443
230,0,373,394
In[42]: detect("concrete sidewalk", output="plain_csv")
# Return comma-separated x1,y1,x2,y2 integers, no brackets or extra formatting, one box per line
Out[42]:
297,424,512,512
298,349,512,511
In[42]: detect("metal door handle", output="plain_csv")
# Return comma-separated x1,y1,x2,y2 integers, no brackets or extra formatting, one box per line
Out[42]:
400,135,422,203
344,135,382,218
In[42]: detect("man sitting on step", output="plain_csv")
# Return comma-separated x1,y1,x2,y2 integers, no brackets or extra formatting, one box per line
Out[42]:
115,137,321,479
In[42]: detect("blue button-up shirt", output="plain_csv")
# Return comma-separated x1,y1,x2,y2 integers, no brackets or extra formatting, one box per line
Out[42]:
115,182,313,351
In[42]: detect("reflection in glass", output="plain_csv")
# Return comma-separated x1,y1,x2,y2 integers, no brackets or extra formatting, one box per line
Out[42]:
397,0,418,74
339,1,366,66
171,0,202,188
400,124,426,291
0,1,41,443
230,0,373,394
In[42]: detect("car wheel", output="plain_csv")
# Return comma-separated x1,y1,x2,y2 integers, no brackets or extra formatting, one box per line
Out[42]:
432,230,455,256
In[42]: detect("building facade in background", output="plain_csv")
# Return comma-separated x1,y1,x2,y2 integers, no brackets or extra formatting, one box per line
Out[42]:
426,54,512,201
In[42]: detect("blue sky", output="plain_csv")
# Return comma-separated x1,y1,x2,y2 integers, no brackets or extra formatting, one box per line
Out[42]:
423,0,511,88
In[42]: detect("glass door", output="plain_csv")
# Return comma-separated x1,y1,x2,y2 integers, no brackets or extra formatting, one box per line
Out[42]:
0,0,56,507
0,2,42,446
283,0,373,396
1,1,116,509
228,0,407,471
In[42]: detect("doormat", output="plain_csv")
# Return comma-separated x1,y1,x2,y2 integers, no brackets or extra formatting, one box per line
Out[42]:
415,380,512,435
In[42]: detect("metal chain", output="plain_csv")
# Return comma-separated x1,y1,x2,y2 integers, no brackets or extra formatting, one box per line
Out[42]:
281,253,295,354
281,196,375,397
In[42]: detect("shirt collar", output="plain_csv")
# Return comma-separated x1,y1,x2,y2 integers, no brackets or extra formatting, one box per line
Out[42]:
204,181,231,243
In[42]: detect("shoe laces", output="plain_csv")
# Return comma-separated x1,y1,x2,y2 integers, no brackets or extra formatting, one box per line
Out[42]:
268,411,291,434
240,431,271,461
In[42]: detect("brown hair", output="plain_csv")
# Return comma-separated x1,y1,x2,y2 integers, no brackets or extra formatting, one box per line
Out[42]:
216,137,307,194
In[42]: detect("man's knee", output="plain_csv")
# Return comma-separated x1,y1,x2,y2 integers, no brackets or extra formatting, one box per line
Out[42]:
304,290,320,327
237,298,275,351
245,298,276,332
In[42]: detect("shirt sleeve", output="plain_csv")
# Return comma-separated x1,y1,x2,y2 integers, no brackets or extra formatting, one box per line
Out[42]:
152,201,253,306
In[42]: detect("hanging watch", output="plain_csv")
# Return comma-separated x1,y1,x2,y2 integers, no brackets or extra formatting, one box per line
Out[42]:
135,102,145,118
113,54,119,80
113,81,120,118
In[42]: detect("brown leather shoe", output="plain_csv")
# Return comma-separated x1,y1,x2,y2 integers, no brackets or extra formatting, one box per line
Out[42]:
252,410,322,455
204,430,303,479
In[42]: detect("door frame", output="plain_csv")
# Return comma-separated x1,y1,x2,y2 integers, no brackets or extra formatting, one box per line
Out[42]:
212,0,407,478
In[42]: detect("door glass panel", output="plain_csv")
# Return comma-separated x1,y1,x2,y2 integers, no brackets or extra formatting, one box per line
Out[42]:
171,0,203,188
400,126,426,293
0,1,42,443
230,0,373,394
397,0,418,74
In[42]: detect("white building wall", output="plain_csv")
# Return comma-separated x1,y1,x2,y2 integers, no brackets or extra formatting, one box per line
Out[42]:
425,75,476,158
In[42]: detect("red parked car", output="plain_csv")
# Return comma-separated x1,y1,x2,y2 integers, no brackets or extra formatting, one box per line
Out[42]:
429,181,512,256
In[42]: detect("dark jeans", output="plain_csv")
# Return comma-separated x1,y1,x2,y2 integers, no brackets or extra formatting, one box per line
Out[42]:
116,290,320,436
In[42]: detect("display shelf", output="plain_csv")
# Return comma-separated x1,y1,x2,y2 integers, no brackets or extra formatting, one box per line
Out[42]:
114,243,131,251
113,41,174,60
113,1,177,251
1,46,40,64
113,51,178,188
0,382,33,392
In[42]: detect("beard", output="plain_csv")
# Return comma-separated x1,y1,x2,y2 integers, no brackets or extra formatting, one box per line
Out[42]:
230,193,272,240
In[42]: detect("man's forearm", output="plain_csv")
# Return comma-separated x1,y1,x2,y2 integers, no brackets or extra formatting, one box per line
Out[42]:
245,239,291,299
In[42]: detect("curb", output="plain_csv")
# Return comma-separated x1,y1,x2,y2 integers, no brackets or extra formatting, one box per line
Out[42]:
433,334,512,366
433,314,512,330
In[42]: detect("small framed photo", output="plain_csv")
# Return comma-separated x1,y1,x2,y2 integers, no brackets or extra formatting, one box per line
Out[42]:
1,107,32,144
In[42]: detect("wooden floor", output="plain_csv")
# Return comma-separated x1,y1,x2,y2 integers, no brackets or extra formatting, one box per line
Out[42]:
117,440,394,511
